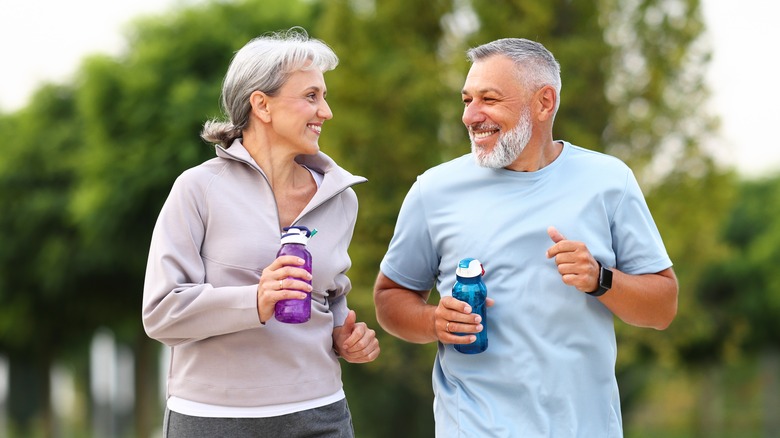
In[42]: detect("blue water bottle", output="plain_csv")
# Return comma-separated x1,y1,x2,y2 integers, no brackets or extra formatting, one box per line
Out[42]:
452,258,488,354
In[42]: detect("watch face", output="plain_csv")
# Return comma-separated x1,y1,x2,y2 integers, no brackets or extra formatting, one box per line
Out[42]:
601,266,613,289
588,265,613,296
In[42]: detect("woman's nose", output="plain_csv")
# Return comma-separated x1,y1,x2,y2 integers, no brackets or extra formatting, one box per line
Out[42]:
319,99,333,120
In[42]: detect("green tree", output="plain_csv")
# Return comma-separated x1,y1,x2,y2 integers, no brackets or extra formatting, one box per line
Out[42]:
0,1,323,435
696,175,780,357
0,85,91,436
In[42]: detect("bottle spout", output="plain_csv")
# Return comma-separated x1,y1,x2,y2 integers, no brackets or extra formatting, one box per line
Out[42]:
281,226,316,245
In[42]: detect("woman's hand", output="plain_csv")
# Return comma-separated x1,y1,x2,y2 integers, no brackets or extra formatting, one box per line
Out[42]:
256,255,312,323
332,310,380,363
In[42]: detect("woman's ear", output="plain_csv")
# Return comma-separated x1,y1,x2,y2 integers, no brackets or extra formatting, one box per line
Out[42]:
250,91,272,123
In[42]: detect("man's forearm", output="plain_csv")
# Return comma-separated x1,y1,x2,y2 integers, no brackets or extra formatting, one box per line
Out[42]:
374,273,437,343
599,267,678,330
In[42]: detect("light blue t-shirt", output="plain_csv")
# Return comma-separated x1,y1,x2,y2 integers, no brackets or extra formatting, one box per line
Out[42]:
380,141,672,437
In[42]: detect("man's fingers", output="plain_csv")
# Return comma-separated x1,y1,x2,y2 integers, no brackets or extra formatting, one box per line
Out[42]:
547,226,568,259
547,226,565,243
441,295,472,314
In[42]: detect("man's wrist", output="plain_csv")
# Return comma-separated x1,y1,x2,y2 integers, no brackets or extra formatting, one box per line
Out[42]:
587,262,613,297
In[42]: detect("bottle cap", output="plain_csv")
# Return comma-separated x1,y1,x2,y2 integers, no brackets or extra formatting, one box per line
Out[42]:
456,258,484,278
280,226,314,245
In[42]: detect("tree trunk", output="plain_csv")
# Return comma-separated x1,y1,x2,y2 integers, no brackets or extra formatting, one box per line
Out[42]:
8,354,52,436
134,332,161,438
696,365,722,436
760,349,780,437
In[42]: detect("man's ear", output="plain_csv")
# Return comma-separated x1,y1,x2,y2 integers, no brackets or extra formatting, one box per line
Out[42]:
535,85,557,122
250,91,272,123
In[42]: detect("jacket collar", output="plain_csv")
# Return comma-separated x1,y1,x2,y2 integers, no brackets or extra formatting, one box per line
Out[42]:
215,139,367,196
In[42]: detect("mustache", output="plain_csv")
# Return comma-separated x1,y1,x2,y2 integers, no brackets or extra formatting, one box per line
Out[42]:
468,123,500,133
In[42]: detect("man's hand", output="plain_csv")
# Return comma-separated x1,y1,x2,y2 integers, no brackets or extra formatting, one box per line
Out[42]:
546,226,600,293
435,296,495,344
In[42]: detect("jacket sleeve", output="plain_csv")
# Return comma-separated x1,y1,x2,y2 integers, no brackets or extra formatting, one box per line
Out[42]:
141,170,263,346
327,187,361,327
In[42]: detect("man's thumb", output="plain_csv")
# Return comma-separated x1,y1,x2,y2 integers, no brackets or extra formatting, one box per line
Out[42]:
547,226,565,243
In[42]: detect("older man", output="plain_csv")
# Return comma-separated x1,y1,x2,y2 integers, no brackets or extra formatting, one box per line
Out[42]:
373,37,677,437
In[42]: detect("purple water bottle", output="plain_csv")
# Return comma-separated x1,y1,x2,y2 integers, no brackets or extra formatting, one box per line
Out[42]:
274,226,316,324
452,258,488,354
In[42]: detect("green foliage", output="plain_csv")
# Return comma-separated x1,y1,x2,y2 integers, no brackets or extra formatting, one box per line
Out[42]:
694,175,780,356
0,85,93,356
600,0,716,181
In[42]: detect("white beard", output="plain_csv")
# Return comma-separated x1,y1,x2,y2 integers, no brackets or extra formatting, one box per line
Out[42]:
471,107,532,169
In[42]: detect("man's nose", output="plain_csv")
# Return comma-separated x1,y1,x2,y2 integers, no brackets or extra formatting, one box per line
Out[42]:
462,101,486,127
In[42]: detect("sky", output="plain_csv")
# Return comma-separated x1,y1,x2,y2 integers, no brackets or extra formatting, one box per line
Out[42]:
0,0,778,178
700,0,780,178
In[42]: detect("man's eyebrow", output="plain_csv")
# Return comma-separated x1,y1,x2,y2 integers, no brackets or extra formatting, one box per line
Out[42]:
461,87,502,95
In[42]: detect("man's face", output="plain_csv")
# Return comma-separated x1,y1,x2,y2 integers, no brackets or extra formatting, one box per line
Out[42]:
461,55,533,168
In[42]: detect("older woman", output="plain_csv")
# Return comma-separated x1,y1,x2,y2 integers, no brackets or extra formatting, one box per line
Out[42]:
142,28,379,437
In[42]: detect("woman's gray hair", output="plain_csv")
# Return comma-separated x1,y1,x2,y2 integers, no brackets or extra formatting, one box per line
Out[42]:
201,27,339,147
467,38,561,115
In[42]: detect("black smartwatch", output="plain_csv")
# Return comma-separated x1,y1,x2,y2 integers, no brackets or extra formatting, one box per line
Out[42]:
587,262,613,297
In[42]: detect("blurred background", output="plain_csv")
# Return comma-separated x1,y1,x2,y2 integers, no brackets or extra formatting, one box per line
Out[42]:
1,0,778,437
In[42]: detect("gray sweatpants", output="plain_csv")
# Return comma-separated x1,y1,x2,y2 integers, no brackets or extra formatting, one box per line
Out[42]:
164,398,354,438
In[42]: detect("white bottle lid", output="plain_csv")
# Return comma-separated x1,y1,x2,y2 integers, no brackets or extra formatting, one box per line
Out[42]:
280,226,311,245
456,258,484,278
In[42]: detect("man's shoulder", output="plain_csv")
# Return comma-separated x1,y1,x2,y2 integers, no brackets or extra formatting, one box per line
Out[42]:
564,143,629,170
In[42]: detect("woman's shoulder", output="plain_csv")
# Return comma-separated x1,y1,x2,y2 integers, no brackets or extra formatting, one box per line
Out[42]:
171,157,232,192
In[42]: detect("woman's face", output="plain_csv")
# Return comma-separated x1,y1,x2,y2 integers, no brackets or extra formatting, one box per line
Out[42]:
266,68,332,155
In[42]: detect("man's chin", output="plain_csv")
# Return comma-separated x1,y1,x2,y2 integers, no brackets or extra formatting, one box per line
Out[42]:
471,143,491,160
474,155,505,169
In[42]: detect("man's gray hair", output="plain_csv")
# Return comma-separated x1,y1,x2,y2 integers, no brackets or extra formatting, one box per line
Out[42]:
202,27,338,147
467,38,561,114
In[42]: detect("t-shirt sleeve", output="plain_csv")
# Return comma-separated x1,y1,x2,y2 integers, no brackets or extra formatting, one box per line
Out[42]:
379,181,440,292
611,169,673,275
